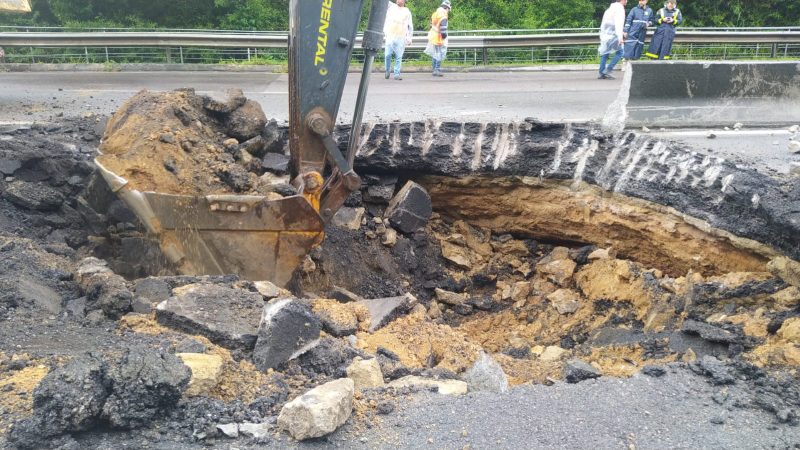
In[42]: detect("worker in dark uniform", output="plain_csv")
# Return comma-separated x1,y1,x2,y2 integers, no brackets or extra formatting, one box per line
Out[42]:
645,0,683,60
623,0,654,60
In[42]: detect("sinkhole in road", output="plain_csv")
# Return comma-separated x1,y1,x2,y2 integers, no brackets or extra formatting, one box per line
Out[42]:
295,173,798,386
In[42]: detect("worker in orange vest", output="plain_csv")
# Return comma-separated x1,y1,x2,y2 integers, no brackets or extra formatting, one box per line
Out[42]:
424,0,451,77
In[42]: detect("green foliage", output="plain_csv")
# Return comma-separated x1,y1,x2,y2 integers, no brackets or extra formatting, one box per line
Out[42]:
1,0,799,30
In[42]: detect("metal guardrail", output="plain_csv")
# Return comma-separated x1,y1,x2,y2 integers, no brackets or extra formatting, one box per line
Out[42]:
1,28,799,65
2,30,800,48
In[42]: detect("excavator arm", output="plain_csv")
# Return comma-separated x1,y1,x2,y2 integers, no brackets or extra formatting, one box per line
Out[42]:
289,0,388,222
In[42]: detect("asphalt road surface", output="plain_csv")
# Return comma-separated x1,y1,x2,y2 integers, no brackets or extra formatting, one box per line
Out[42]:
0,70,797,174
0,70,621,124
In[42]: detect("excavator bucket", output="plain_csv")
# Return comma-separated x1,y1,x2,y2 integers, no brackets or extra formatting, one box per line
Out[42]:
95,161,324,287
0,0,31,13
95,0,384,286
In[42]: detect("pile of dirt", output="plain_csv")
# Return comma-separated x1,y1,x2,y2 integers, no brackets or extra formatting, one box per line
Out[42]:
97,89,278,196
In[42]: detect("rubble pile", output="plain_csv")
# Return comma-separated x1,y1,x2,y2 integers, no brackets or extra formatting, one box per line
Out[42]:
0,92,799,448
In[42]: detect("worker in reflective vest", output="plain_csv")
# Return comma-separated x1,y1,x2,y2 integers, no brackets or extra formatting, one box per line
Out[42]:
645,0,683,60
425,0,450,77
623,0,654,60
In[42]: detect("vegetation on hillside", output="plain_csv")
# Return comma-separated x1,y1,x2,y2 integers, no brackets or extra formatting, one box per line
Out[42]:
1,0,799,30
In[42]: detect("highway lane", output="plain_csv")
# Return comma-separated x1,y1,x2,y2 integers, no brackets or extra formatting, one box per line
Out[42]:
0,70,620,123
0,70,797,174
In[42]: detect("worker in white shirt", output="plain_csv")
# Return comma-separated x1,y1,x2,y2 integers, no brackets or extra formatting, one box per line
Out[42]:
598,0,628,79
384,0,414,80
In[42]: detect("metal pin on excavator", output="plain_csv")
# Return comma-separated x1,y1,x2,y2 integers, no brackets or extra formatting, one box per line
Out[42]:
94,0,389,287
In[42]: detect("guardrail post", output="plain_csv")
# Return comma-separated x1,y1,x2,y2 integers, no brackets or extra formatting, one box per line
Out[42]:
84,47,89,63
771,43,778,58
180,47,184,64
29,47,34,64
104,47,109,62
481,47,487,65
166,47,172,64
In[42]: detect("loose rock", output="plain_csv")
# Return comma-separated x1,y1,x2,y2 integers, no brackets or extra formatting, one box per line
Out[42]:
278,378,355,440
768,257,800,287
547,289,581,315
462,352,509,393
564,359,601,383
253,298,322,371
346,357,385,390
332,207,366,231
389,376,468,396
177,353,224,397
357,293,417,332
156,284,263,350
384,181,432,235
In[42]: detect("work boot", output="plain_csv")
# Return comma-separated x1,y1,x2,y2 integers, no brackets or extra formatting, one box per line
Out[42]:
394,76,403,80
385,71,390,79
604,73,615,80
433,71,443,77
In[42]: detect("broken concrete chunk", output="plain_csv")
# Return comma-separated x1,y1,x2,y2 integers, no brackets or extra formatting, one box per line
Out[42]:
102,348,191,429
177,353,224,397
537,258,577,286
3,181,65,212
441,241,472,269
547,289,581,315
156,284,263,350
77,257,133,319
364,184,395,204
9,355,107,445
330,286,364,303
681,319,741,344
357,293,417,332
239,422,271,440
690,356,736,385
262,152,290,175
346,357,385,390
332,207,366,231
588,247,616,261
462,352,509,393
388,376,468,396
768,257,800,287
384,181,432,235
254,280,288,300
312,299,367,337
540,346,568,362
564,359,601,383
278,378,354,441
435,288,469,306
202,88,247,114
225,100,267,141
253,298,322,371
217,423,239,438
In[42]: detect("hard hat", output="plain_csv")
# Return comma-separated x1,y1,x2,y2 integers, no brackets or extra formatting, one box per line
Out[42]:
441,0,451,9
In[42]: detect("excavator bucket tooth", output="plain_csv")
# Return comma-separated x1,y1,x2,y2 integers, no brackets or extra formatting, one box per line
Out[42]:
95,161,324,287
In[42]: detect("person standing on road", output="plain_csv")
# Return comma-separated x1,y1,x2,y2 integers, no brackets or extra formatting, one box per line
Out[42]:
598,0,628,79
623,0,653,60
645,0,683,60
425,0,451,77
384,0,414,81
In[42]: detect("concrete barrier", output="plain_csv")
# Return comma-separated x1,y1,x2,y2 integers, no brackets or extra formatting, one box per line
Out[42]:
623,61,800,128
0,0,31,13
